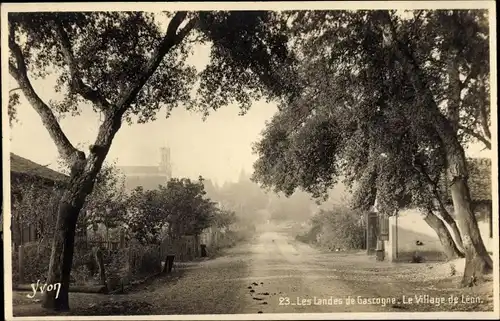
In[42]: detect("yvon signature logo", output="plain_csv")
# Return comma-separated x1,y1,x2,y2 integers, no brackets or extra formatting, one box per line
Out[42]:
26,280,61,299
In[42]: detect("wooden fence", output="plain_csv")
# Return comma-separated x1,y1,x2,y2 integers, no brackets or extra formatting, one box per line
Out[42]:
159,235,199,262
75,238,123,251
14,227,225,285
159,227,223,262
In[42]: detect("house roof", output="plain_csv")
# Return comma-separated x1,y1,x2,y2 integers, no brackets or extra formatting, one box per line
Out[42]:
10,153,69,184
439,157,492,203
467,157,492,202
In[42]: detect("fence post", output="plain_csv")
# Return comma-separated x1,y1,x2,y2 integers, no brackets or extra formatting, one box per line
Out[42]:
120,228,125,249
18,245,24,284
194,235,200,258
93,247,107,286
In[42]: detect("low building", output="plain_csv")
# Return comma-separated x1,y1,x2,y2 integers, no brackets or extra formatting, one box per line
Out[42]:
369,157,493,262
10,153,69,246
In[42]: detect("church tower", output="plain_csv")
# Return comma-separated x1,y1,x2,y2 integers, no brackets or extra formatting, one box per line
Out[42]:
159,146,172,180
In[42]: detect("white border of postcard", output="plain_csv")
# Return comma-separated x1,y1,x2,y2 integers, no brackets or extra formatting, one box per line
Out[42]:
2,1,498,320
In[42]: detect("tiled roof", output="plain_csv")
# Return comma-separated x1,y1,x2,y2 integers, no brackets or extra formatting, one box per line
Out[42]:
467,158,492,202
10,153,68,183
439,157,492,202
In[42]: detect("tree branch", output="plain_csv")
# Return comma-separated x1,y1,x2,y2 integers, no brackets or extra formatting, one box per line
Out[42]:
378,11,473,181
52,20,112,111
459,72,473,90
478,86,491,140
458,124,491,150
412,159,455,222
116,12,197,114
89,13,198,164
8,28,83,164
459,65,480,90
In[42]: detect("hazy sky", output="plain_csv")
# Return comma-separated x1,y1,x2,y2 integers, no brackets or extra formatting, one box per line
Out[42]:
9,82,277,186
7,18,492,186
7,34,280,186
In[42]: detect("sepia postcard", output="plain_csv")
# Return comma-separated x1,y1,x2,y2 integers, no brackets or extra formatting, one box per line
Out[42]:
1,1,498,320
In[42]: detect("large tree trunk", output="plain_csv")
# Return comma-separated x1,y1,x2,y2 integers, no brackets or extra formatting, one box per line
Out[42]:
41,152,110,311
41,186,84,311
378,11,493,286
424,209,464,260
449,175,493,285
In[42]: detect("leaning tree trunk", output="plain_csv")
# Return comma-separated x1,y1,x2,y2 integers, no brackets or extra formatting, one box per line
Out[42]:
41,173,93,310
41,182,86,310
435,207,465,253
432,194,465,254
42,152,109,311
377,11,493,286
448,168,493,286
424,209,464,260
426,100,492,287
432,109,492,286
418,168,466,255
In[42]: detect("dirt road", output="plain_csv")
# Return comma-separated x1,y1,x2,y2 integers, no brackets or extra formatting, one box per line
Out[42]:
141,228,404,314
13,226,494,316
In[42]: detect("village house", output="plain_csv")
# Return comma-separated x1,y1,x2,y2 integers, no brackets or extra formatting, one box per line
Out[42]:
10,153,69,247
367,157,493,262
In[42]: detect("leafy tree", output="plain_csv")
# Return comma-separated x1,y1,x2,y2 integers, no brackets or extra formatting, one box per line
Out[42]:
78,163,127,238
8,10,295,311
125,186,169,245
125,177,218,245
162,177,217,239
252,10,492,285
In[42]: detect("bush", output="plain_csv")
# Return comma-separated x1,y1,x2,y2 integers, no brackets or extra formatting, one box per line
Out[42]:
16,242,51,284
105,248,129,277
127,243,161,277
307,207,365,251
295,225,320,244
12,240,96,286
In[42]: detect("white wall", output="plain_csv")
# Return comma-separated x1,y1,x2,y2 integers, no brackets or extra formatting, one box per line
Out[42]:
385,208,493,262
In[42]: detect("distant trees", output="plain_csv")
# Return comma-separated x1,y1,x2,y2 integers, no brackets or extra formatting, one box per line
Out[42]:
211,209,238,230
268,191,314,223
217,173,270,218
